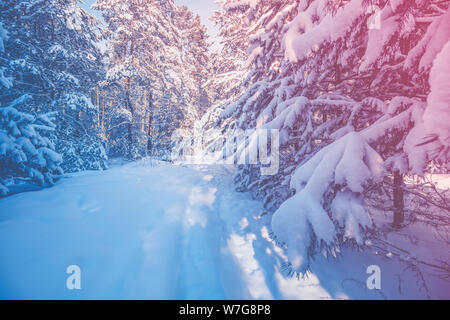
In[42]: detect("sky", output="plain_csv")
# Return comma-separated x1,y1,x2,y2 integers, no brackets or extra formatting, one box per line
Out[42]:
174,0,220,40
80,0,220,45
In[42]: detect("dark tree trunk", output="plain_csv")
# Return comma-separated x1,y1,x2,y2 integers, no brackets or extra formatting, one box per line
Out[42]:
393,170,404,227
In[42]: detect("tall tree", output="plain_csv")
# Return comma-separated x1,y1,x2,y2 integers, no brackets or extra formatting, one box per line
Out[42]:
95,0,211,160
209,0,251,104
0,0,108,173
207,0,450,273
0,21,63,196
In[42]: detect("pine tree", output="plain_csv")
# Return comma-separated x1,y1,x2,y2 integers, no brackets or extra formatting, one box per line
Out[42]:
95,0,211,160
209,0,251,104
0,0,108,173
211,0,450,273
0,103,64,195
176,6,211,113
0,36,63,195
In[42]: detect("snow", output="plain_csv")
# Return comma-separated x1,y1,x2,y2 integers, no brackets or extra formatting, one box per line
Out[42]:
405,7,450,72
0,22,7,52
224,0,260,11
360,6,399,72
0,67,12,89
49,45,69,58
290,132,384,194
403,112,430,175
271,132,384,273
424,40,450,148
283,0,365,63
426,174,450,190
1,161,448,299
389,0,405,12
0,23,12,88
282,12,313,62
331,190,371,245
0,105,62,195
1,0,449,300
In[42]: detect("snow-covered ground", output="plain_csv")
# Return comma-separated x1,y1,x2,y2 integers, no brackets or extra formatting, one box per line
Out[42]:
0,160,449,299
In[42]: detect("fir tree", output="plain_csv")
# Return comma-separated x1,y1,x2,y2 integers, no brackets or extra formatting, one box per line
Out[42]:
0,0,108,173
207,0,450,273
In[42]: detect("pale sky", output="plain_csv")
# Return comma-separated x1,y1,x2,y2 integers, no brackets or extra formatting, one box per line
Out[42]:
174,0,220,41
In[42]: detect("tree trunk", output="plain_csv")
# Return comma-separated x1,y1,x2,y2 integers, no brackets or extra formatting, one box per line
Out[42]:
393,170,404,227
125,83,134,157
147,109,153,154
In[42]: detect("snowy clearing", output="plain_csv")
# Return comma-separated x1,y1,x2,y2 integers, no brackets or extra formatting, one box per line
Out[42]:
0,160,449,299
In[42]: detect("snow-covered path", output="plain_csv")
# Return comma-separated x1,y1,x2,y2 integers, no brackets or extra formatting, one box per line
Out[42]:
0,161,317,299
0,161,448,299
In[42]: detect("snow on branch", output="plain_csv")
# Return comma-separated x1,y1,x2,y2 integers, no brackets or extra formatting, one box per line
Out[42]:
272,132,383,273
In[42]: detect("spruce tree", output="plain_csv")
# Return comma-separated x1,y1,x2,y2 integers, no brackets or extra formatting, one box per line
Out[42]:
208,0,450,273
0,0,108,173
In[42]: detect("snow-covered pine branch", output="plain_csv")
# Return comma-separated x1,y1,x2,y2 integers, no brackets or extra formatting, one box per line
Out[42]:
0,104,63,196
208,0,450,273
0,0,108,173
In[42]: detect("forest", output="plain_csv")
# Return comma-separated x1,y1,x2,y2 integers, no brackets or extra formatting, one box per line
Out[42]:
0,0,449,299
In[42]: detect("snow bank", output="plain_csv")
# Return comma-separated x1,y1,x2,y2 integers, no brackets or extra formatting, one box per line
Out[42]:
0,163,448,299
